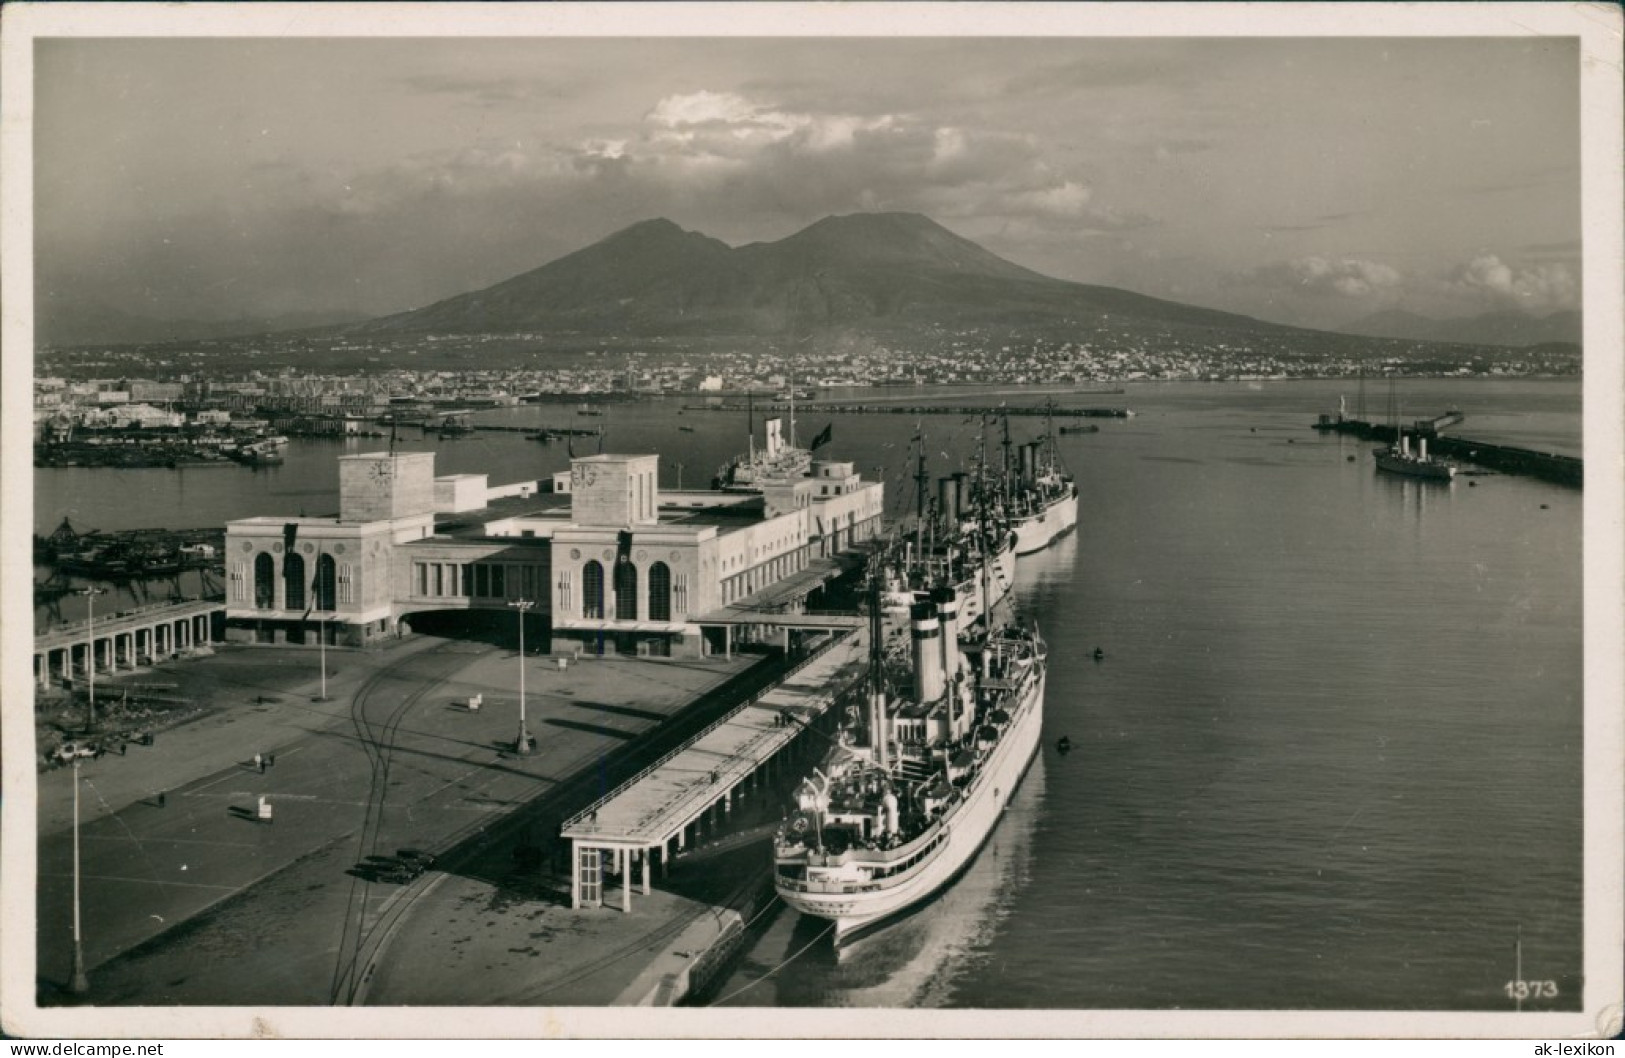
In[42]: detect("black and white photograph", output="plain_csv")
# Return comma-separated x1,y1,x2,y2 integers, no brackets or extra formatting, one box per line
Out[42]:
2,2,1620,1042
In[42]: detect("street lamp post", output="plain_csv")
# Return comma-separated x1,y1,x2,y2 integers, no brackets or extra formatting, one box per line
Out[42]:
77,587,107,733
509,599,534,756
68,759,89,995
314,613,331,702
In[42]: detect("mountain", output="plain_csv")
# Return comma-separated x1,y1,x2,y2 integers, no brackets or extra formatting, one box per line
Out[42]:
352,212,1288,341
38,301,365,348
1339,307,1581,347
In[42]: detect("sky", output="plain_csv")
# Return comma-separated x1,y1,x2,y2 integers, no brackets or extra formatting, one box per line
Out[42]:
33,35,1582,331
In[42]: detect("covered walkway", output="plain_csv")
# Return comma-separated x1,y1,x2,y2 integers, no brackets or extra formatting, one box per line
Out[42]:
559,627,869,912
34,599,224,690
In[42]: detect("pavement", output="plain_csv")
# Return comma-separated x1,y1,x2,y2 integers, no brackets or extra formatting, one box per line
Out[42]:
362,806,784,1007
35,634,764,1007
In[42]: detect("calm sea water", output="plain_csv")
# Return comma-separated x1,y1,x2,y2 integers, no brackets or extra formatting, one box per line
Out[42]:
33,380,1584,1011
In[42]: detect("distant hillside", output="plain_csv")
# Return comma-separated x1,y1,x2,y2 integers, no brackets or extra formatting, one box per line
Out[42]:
1339,308,1581,347
352,212,1294,342
37,301,365,348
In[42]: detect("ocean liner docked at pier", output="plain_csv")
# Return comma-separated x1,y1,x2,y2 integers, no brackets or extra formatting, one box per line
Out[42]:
878,433,1016,627
999,412,1080,555
772,572,1046,942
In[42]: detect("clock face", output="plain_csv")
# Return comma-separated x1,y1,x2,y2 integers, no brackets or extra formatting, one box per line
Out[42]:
371,460,393,483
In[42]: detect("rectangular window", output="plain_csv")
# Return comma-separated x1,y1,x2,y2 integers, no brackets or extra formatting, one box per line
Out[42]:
461,564,472,596
432,564,444,597
491,564,506,597
338,563,354,604
415,562,428,597
474,564,488,597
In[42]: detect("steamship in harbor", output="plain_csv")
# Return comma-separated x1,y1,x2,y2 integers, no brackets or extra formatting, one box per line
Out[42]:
997,411,1079,556
713,389,829,492
879,434,1016,627
771,564,1046,943
1374,430,1456,482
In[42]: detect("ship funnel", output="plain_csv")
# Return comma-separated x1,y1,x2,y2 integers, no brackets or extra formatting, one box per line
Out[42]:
1420,436,1428,461
1019,442,1037,485
952,472,970,520
932,586,960,684
937,476,960,527
910,602,945,703
1401,432,1411,457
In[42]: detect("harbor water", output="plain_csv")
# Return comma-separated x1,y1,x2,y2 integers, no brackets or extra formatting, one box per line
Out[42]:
33,379,1584,1010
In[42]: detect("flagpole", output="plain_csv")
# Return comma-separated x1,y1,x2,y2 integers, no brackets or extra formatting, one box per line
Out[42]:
318,613,328,701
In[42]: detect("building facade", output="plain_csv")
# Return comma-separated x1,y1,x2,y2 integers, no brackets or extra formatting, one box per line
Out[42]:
223,448,884,658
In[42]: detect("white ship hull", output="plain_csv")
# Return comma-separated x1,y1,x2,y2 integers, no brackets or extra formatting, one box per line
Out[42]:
776,668,1045,941
1011,485,1079,555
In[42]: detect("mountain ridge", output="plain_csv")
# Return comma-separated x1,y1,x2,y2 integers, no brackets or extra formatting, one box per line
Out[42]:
350,211,1288,341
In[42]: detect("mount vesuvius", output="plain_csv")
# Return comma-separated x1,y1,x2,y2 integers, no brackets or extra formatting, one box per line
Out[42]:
351,212,1293,343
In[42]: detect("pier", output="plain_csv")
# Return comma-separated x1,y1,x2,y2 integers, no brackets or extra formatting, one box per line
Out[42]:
34,598,225,690
559,628,868,912
1312,412,1581,487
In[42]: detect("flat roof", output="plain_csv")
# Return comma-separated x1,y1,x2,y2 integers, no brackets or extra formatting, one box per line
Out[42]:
560,630,869,847
433,492,572,539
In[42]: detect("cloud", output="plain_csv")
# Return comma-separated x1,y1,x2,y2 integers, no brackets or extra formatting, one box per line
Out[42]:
44,84,1155,320
1445,254,1578,312
1252,256,1404,298
398,73,576,106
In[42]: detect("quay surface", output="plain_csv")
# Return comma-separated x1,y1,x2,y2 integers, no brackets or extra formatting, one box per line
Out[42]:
35,635,780,1007
368,628,869,1007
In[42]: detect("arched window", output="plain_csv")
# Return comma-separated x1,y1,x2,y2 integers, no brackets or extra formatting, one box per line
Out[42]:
582,561,604,619
614,559,638,621
648,562,672,622
254,552,275,609
283,552,306,613
315,554,337,611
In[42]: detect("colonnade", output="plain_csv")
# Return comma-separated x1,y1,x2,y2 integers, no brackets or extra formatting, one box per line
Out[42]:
34,609,216,690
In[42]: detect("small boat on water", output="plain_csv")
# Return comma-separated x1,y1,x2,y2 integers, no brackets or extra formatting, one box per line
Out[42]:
678,425,696,433
438,414,476,438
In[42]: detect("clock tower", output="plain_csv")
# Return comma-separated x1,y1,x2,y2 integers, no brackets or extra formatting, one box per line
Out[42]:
569,454,660,527
338,451,437,522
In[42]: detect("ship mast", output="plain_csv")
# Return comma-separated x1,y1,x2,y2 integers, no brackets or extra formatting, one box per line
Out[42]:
1000,413,1014,508
978,420,995,635
913,428,929,577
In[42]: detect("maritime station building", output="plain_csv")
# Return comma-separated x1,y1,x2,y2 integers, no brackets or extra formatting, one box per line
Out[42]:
222,448,884,658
